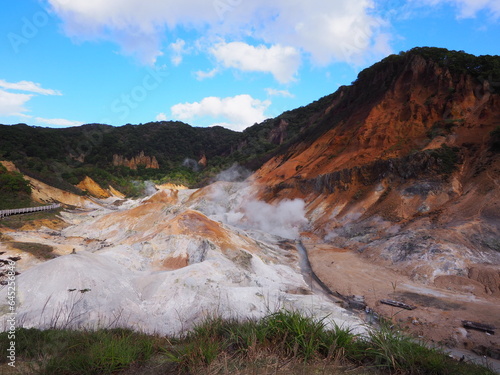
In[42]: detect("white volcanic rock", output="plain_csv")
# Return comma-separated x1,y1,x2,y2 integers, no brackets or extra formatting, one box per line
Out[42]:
0,184,364,336
7,251,143,330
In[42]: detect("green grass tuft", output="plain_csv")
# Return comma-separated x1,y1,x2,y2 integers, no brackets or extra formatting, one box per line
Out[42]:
0,311,496,375
0,328,159,374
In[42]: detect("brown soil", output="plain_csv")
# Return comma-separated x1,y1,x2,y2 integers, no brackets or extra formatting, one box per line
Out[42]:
468,266,500,296
306,239,500,355
143,189,179,204
160,255,189,270
19,218,69,231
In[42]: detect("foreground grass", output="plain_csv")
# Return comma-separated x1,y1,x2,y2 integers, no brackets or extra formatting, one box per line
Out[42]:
0,310,495,375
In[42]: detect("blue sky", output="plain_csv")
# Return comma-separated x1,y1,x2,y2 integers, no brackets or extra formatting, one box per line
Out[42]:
1,0,499,131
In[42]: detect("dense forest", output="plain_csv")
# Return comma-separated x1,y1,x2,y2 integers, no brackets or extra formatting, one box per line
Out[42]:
0,103,329,193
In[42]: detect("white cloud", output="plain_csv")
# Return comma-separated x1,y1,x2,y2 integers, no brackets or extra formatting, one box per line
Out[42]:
0,80,67,122
169,39,187,66
211,42,301,83
195,68,219,80
250,1,387,65
0,80,80,127
46,0,217,64
46,0,390,66
0,80,62,96
418,0,500,18
0,89,32,116
155,112,167,121
34,117,84,127
171,94,271,131
265,88,295,98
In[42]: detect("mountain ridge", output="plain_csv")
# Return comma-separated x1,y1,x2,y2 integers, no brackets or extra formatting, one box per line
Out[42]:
0,47,498,194
250,46,500,308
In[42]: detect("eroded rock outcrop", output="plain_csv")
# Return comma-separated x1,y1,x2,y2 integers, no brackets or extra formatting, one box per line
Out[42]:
76,176,125,199
112,151,159,170
198,154,207,167
77,176,111,199
269,119,289,145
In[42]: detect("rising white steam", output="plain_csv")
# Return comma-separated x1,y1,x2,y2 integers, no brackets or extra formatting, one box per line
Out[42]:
215,163,252,182
182,158,200,172
237,198,308,239
203,169,307,239
143,180,157,195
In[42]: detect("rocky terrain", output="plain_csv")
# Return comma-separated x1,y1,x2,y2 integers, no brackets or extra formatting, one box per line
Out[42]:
0,182,363,338
0,47,499,365
255,51,500,289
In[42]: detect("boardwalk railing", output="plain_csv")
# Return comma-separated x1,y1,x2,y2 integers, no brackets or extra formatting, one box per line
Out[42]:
0,204,61,219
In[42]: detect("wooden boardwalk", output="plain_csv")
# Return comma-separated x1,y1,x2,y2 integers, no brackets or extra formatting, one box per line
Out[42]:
0,204,61,219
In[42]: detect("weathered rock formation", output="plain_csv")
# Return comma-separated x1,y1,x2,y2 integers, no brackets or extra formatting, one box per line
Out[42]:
155,182,188,190
112,151,159,169
248,50,500,355
269,119,289,145
198,154,207,167
108,185,126,199
76,176,125,199
77,176,111,199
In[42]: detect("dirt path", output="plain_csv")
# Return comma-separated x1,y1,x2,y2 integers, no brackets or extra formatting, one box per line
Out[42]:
306,240,500,361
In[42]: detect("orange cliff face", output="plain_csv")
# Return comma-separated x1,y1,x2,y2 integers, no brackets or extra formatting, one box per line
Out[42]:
249,53,500,354
253,52,500,286
255,54,499,187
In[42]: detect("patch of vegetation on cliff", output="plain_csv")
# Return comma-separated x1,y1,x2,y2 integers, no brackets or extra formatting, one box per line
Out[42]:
427,119,462,139
490,126,500,153
0,311,494,375
428,144,460,175
0,164,32,209
7,242,56,260
415,47,500,90
17,166,86,196
354,47,500,94
0,207,64,230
